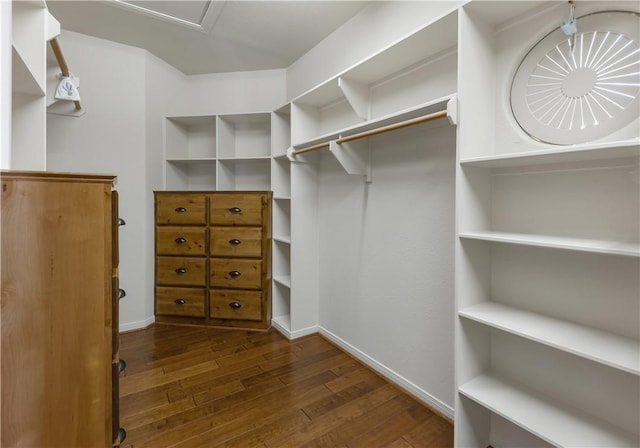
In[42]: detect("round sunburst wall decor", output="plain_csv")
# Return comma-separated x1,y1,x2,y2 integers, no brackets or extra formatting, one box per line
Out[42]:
510,11,640,145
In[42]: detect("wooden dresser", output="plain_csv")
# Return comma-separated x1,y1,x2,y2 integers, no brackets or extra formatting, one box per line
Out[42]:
154,191,272,330
0,171,124,447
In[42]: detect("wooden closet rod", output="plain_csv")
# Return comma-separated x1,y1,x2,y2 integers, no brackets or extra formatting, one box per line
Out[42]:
292,109,448,156
49,38,82,111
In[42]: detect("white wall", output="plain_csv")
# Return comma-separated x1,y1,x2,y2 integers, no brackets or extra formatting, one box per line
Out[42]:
286,0,463,100
317,122,456,416
0,0,11,169
46,30,150,330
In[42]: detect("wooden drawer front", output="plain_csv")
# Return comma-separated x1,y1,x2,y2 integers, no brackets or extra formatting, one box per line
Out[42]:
210,259,262,289
156,287,205,317
210,227,262,258
156,257,206,286
210,194,263,226
210,290,262,321
156,194,206,225
156,227,206,256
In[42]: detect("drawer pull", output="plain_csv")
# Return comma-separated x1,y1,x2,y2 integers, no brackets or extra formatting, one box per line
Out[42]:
229,207,242,213
175,207,187,213
229,239,241,245
118,288,126,300
229,301,242,309
118,217,126,226
118,359,127,373
174,298,186,305
118,428,127,444
229,270,241,278
175,237,187,244
175,268,187,274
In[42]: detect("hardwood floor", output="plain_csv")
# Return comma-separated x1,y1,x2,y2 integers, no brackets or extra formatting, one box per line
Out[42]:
119,324,453,448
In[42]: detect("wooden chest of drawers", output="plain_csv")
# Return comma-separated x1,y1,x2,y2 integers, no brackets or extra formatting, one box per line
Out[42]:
154,191,272,330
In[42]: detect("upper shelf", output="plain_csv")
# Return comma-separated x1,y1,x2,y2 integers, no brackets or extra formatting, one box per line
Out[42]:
460,139,640,168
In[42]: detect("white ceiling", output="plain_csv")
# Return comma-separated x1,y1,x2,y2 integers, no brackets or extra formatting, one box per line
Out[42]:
46,0,370,75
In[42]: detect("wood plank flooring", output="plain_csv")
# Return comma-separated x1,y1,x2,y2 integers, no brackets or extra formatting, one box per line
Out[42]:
119,324,453,448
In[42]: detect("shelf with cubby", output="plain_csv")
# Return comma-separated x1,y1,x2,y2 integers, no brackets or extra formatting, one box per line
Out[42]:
455,1,640,446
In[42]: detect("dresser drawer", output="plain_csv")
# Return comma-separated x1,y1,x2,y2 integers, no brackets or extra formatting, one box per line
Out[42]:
210,259,262,289
156,287,205,317
156,194,206,225
210,227,262,258
210,194,264,226
156,257,206,286
156,227,206,256
210,290,262,321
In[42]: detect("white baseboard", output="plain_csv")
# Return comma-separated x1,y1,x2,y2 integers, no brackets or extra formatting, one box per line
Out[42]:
271,318,319,341
318,326,454,421
120,316,155,333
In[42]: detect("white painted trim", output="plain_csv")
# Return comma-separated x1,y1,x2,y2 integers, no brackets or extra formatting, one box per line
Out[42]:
272,321,320,341
271,317,292,339
120,316,155,333
319,326,455,421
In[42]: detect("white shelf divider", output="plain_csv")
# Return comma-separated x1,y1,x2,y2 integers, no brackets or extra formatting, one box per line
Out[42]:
459,373,640,448
273,275,291,289
459,302,640,375
273,236,291,245
459,231,640,258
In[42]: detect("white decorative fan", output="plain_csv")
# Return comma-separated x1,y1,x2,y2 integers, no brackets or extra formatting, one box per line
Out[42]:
510,11,640,145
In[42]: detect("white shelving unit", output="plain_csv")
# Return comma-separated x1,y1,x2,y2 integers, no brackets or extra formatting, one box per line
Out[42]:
270,104,292,336
163,112,271,191
455,1,640,447
11,0,59,170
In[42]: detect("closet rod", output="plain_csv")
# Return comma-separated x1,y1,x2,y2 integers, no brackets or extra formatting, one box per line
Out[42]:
49,38,82,111
292,109,448,156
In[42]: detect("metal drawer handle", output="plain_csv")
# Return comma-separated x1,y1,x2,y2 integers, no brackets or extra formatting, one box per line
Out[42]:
174,298,186,305
175,207,187,213
229,301,242,309
229,270,241,278
118,288,126,300
229,239,241,245
229,207,241,213
175,268,187,274
175,237,187,244
118,428,127,444
118,218,126,226
118,359,127,373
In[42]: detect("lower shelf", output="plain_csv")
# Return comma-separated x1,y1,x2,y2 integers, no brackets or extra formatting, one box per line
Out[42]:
458,373,640,448
459,302,639,375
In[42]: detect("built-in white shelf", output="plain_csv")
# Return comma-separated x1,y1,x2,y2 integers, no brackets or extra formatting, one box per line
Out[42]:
216,156,272,161
459,373,640,448
273,236,291,245
459,302,640,375
166,158,216,164
460,140,640,168
292,95,455,150
459,231,640,258
273,196,291,201
273,275,291,289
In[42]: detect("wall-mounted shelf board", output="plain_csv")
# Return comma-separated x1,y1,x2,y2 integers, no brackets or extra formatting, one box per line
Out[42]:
273,196,291,201
459,373,640,448
274,236,291,245
292,95,454,149
460,140,640,168
273,276,291,289
292,11,457,108
459,231,640,258
216,156,272,161
166,158,217,164
459,302,640,375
